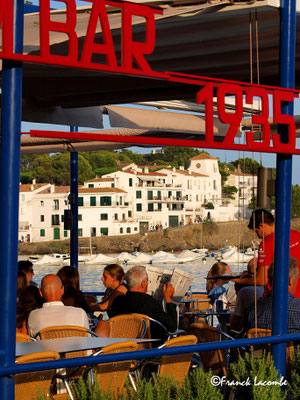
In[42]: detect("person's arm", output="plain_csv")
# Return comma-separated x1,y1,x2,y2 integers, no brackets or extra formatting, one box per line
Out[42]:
229,314,243,331
231,265,269,286
90,286,127,312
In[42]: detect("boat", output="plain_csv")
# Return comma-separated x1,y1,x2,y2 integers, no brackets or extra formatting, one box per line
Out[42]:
221,250,253,264
51,253,70,260
32,254,64,266
126,252,153,264
84,253,118,265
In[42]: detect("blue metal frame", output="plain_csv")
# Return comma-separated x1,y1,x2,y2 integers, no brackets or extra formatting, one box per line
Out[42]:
272,0,297,375
0,0,298,397
0,0,24,398
4,333,300,376
70,127,79,269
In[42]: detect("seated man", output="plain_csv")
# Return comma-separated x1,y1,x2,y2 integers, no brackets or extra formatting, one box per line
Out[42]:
229,258,264,332
108,265,177,341
28,274,90,337
246,257,300,333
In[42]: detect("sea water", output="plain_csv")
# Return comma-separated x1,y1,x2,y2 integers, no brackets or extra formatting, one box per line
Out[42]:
29,257,244,295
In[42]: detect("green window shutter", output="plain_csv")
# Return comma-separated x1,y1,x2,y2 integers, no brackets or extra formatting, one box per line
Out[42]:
78,197,83,206
90,196,96,206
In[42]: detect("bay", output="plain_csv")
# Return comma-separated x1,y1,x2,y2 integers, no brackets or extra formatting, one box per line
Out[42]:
29,256,245,295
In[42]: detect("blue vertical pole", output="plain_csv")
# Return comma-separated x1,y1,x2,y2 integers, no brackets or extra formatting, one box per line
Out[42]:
272,0,296,377
70,127,79,269
0,0,24,398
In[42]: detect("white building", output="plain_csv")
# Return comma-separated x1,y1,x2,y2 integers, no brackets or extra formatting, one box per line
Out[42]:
18,155,257,242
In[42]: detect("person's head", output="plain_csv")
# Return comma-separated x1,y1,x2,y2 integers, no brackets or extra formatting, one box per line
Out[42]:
57,266,80,291
125,266,148,292
206,261,231,292
247,258,258,275
18,260,34,283
16,286,44,330
268,257,299,295
248,209,275,238
17,271,28,299
102,264,125,289
40,274,64,302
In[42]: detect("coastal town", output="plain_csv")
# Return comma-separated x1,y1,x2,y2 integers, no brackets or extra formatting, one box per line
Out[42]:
19,153,257,243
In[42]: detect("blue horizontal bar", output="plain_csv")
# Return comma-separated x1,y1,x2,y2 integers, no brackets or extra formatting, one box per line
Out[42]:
83,291,205,297
1,333,299,377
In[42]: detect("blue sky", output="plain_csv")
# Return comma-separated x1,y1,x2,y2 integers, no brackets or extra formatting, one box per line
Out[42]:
27,0,300,185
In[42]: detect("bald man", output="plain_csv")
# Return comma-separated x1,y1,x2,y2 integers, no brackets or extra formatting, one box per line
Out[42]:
28,274,89,337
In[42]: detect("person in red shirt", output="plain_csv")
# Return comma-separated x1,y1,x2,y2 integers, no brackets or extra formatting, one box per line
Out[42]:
233,209,300,298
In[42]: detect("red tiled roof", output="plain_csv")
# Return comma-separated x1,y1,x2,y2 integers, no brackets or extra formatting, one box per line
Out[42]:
190,154,218,161
19,183,49,192
78,187,127,194
86,178,114,182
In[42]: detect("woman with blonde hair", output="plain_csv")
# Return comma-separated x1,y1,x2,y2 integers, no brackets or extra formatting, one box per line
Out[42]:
206,261,231,304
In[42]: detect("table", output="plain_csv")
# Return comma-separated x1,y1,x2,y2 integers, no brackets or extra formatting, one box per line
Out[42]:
186,309,233,331
16,337,157,357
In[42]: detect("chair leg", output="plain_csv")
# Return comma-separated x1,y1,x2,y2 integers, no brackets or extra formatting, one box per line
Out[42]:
63,379,75,400
128,372,137,392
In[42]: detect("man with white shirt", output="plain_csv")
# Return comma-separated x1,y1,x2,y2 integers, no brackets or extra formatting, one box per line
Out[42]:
28,274,89,338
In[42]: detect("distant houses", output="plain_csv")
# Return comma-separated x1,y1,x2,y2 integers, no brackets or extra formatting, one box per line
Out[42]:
18,155,257,243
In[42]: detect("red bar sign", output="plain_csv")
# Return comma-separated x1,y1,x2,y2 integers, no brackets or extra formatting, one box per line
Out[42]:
0,0,165,78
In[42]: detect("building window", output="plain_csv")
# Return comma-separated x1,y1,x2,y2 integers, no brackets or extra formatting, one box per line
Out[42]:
51,215,60,226
21,194,25,201
64,230,68,238
213,180,217,190
64,200,68,206
127,227,131,233
100,196,111,206
157,191,161,200
129,178,133,187
122,213,126,221
90,196,96,206
136,204,142,212
91,227,96,237
148,191,153,200
88,184,94,188
148,203,154,212
168,191,172,198
40,215,44,222
114,213,118,220
120,227,123,234
40,201,44,207
100,213,108,220
78,214,82,221
128,210,132,217
111,183,115,188
136,190,142,199
78,197,84,206
100,227,109,236
158,203,162,211
40,229,45,237
54,199,59,210
134,227,138,231
78,228,83,237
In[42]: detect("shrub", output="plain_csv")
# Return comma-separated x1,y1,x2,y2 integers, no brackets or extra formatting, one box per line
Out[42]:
288,345,300,399
227,352,287,400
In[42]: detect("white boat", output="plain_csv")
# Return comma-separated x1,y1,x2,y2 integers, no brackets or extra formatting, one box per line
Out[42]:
220,245,237,255
51,253,70,260
126,252,153,264
151,252,179,264
32,254,64,266
84,253,118,265
178,249,206,261
221,250,253,264
191,248,208,257
115,252,131,263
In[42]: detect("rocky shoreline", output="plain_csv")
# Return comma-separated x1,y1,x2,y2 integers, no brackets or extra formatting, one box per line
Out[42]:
18,219,300,256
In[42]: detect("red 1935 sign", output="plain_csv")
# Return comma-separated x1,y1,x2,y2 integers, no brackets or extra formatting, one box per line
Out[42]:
1,0,300,154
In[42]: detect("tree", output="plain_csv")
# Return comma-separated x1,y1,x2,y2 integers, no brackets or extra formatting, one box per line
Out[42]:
223,185,238,201
218,161,230,186
291,185,300,218
229,158,261,175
